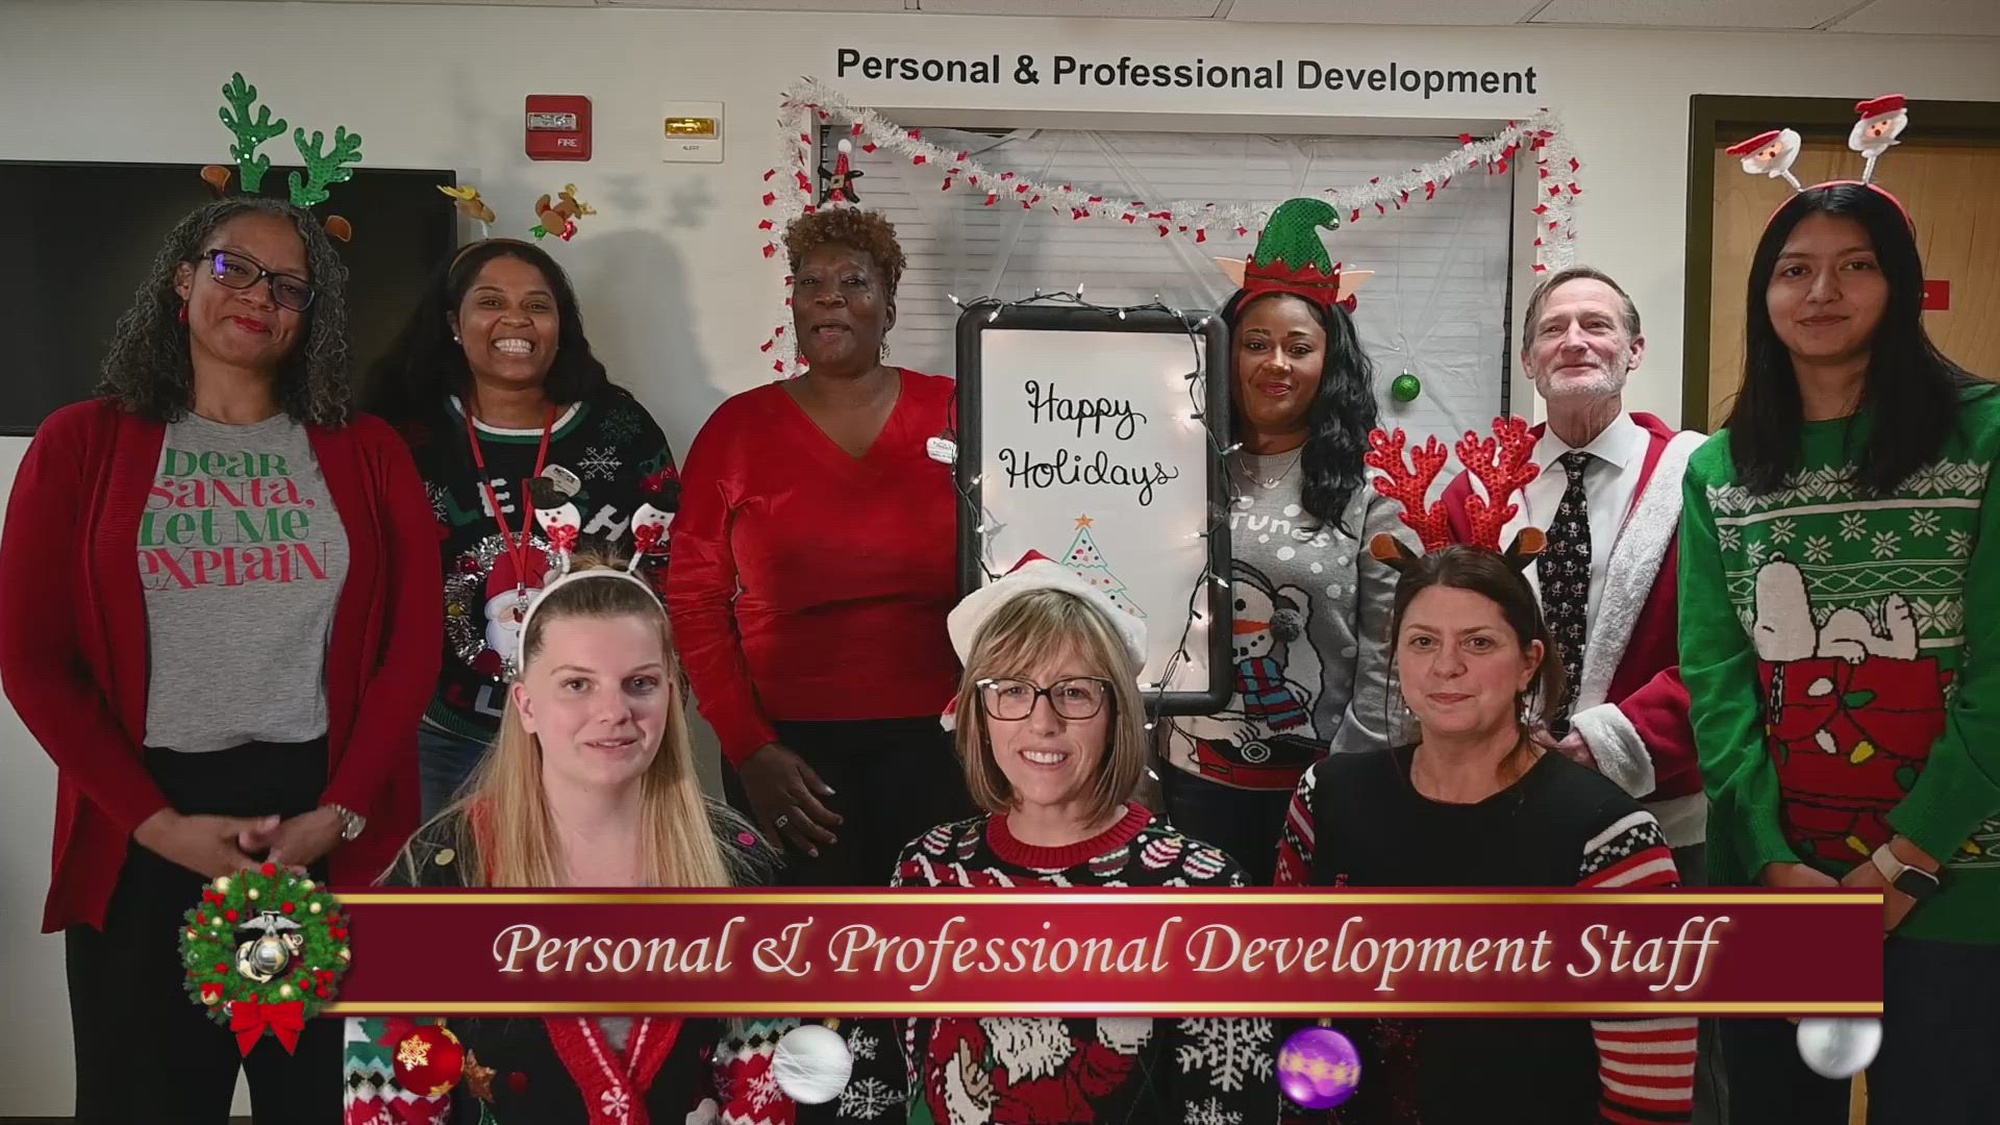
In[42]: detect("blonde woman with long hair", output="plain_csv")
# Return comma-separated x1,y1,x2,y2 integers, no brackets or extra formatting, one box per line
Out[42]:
342,554,807,1125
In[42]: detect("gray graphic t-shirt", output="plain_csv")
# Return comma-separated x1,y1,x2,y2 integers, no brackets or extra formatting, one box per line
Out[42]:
139,413,350,752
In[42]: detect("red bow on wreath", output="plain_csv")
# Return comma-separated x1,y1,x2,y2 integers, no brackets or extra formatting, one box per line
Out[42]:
231,998,306,1056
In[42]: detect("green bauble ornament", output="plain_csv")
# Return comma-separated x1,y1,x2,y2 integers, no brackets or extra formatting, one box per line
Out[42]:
1391,372,1422,403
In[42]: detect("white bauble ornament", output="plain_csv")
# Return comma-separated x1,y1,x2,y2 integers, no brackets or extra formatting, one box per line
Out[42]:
215,877,231,892
300,880,315,893
1796,1017,1882,1079
771,1024,853,1105
309,902,322,915
247,888,260,901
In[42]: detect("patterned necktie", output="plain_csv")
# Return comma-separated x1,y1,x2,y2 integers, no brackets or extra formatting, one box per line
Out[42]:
1538,450,1594,734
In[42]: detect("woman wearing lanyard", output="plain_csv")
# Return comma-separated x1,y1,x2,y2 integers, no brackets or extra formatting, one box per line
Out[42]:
365,239,681,819
667,203,968,885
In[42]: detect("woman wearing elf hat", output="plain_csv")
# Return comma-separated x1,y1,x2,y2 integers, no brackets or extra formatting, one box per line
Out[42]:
830,551,1276,1123
0,195,443,1122
364,236,682,821
1683,98,2000,1124
1160,198,1400,884
342,541,811,1125
1274,418,1695,1124
668,140,971,886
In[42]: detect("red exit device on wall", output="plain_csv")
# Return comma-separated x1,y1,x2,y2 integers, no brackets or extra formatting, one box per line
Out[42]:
526,95,591,161
1923,280,1951,311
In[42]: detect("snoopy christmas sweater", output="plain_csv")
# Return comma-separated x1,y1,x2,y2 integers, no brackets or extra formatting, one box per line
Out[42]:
404,388,679,740
1679,386,2000,943
830,803,1278,1125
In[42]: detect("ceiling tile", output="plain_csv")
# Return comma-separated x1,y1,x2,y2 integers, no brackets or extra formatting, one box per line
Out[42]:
916,0,1223,16
1530,0,1857,29
1830,0,2000,36
1224,0,1540,24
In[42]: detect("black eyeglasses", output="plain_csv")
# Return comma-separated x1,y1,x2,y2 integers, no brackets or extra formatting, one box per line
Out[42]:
976,677,1114,722
192,250,315,312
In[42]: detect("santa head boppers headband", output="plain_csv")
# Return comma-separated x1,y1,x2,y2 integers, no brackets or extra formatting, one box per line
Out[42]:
1215,198,1374,315
1727,93,1914,225
1363,417,1547,572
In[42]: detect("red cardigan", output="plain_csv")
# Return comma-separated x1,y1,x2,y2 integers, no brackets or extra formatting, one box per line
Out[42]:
0,399,442,931
666,370,960,767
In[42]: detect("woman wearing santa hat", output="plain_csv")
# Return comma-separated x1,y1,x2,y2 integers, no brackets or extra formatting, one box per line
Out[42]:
668,151,970,887
1683,99,2000,1124
364,237,682,821
829,552,1276,1123
1161,197,1400,884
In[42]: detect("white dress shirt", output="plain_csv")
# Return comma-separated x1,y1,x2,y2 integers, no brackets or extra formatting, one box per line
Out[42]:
1518,411,1650,629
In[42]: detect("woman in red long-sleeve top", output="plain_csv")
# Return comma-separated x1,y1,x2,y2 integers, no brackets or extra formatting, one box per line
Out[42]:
667,206,969,885
0,197,441,1124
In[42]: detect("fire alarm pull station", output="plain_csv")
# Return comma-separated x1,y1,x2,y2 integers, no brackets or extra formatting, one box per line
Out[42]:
526,95,591,162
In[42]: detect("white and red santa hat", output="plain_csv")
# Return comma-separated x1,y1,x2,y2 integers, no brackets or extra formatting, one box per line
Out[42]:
939,551,1148,731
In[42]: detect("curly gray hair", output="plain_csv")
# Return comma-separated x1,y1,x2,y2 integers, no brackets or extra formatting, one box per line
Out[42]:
96,196,352,425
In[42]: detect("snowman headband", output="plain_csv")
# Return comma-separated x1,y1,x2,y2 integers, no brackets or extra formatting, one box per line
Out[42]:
1364,416,1546,573
1727,94,1914,224
514,566,665,669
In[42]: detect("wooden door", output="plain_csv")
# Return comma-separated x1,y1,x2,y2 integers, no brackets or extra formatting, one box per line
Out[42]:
1706,141,2000,429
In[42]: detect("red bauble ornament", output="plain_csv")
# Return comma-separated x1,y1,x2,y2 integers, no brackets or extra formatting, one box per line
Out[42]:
393,1025,467,1098
260,862,277,877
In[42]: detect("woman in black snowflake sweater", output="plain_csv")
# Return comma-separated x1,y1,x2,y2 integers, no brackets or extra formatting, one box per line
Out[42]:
832,553,1277,1125
364,240,680,818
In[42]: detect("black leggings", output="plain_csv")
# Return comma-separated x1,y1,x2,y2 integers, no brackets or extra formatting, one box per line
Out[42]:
724,716,976,886
66,740,341,1125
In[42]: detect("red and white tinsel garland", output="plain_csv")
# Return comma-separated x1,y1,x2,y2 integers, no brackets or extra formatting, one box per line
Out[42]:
757,76,1582,373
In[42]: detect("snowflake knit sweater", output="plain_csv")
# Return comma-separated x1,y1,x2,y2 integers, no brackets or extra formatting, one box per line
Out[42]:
403,388,679,740
831,802,1278,1125
1275,748,1695,1125
1679,385,2000,943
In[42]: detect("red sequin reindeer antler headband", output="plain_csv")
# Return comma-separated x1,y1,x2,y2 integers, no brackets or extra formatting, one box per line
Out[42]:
1362,416,1547,571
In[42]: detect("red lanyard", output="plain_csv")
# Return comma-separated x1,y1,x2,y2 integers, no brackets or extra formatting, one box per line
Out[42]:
465,402,557,598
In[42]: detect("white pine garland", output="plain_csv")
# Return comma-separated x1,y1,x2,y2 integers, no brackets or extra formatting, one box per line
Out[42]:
757,77,1582,372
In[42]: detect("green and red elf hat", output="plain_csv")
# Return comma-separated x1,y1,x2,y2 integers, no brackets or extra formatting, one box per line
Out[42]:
1214,198,1373,314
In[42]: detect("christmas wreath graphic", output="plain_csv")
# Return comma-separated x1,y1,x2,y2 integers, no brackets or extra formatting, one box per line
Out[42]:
178,862,350,1055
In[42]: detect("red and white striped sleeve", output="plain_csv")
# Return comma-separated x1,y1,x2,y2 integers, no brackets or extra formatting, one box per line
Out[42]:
1577,808,1695,1124
1273,766,1321,886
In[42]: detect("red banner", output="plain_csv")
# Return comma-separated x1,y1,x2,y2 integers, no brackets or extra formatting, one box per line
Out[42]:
326,889,1881,1017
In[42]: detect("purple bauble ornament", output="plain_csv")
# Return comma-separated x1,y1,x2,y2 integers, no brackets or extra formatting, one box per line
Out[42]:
1277,1025,1362,1110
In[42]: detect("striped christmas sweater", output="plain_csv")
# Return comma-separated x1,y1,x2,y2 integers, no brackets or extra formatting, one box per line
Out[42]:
829,802,1279,1125
1275,747,1695,1125
1679,389,2000,943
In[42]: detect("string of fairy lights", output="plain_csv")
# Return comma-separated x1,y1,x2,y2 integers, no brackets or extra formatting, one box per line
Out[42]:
945,288,1239,732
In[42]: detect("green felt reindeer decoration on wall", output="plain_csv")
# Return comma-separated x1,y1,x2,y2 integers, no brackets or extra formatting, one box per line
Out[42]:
200,72,364,242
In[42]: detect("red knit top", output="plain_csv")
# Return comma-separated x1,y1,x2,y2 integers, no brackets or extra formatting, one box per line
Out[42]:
665,370,960,767
0,399,443,931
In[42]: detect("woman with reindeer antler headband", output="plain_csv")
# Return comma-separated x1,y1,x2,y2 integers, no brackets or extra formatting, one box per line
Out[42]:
1274,418,1695,1125
363,236,681,821
1685,97,2000,1124
1159,198,1402,885
0,195,443,1122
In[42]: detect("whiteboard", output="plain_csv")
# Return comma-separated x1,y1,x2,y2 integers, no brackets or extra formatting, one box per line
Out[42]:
956,305,1231,714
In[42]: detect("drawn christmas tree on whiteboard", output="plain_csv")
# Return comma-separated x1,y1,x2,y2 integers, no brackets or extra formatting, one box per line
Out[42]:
1062,514,1146,619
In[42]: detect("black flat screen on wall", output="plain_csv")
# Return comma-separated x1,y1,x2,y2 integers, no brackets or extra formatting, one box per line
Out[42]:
0,161,457,435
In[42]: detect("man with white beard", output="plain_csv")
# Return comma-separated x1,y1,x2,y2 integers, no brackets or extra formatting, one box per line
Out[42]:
1441,266,1719,1120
